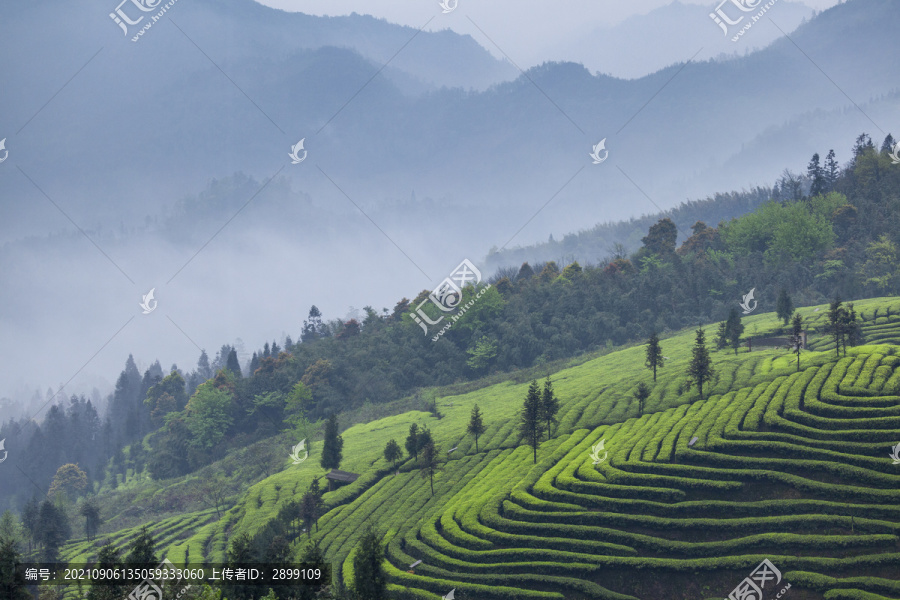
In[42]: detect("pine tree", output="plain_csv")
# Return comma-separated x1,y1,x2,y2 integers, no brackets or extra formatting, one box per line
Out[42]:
197,349,212,381
405,424,419,461
300,538,324,564
416,427,434,455
86,540,127,600
881,133,896,155
633,382,651,416
281,500,302,539
718,310,743,354
320,414,343,470
112,448,126,486
79,497,102,540
0,538,31,600
108,355,142,440
225,349,242,378
824,149,840,192
539,377,559,440
516,262,535,282
791,313,804,372
225,533,256,600
466,405,486,453
827,297,845,357
645,333,664,381
519,381,545,464
852,133,874,161
309,478,323,531
726,309,744,355
0,511,24,549
716,321,728,350
686,329,715,400
21,497,38,554
383,439,402,468
301,479,324,536
352,526,387,600
776,289,794,326
228,533,254,562
264,535,290,564
419,440,439,497
844,303,862,350
125,525,156,576
296,539,327,600
807,153,826,197
36,500,70,562
302,306,325,342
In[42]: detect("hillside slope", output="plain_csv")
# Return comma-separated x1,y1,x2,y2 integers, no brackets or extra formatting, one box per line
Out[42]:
60,298,900,599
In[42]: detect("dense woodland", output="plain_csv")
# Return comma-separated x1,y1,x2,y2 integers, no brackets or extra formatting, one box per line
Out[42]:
1,133,899,562
483,185,776,271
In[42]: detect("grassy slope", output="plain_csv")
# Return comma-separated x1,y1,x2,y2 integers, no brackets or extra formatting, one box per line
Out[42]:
61,298,900,599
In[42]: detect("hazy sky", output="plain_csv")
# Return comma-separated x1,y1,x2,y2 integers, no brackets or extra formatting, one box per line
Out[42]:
254,0,843,71
0,0,858,415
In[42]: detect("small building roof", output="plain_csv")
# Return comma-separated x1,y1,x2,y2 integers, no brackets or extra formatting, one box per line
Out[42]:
326,469,360,482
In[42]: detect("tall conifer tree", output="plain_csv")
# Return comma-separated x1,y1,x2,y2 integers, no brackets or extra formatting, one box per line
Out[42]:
520,381,545,464
645,333,664,381
320,414,343,470
686,329,715,400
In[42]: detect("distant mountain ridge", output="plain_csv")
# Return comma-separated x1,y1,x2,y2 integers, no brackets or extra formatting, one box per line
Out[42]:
545,0,817,79
178,0,518,91
1,0,898,402
2,0,895,245
484,186,774,271
1,0,895,240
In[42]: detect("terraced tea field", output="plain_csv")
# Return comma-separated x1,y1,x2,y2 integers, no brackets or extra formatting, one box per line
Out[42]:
63,298,900,599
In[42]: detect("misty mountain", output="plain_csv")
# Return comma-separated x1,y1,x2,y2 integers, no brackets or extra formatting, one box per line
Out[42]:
2,0,896,239
488,85,900,270
548,0,817,79
1,0,898,404
484,186,775,272
0,0,515,241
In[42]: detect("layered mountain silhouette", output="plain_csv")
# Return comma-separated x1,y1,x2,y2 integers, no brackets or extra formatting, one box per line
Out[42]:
0,0,896,240
0,0,897,397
